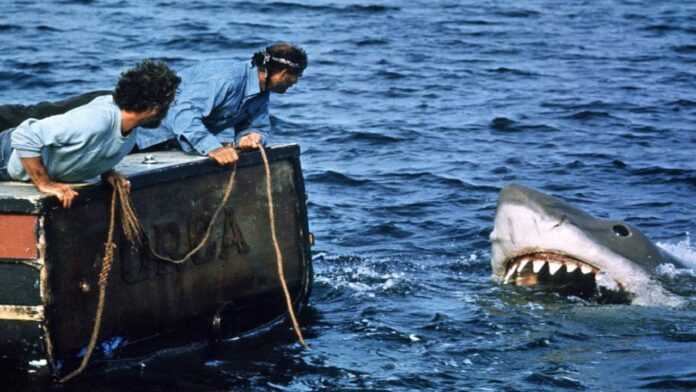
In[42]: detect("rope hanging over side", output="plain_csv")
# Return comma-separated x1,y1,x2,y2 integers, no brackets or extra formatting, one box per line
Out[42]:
258,144,308,348
59,165,237,382
60,146,307,381
59,188,118,383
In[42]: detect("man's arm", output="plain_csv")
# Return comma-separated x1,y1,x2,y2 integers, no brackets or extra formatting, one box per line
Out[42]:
20,156,78,208
170,103,225,156
167,75,238,164
236,99,270,149
169,89,242,165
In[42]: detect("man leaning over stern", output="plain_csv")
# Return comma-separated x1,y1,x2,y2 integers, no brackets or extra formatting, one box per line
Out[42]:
135,42,308,164
0,60,181,208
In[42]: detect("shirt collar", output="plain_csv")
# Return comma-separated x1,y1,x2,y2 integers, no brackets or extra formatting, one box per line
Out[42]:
243,63,265,102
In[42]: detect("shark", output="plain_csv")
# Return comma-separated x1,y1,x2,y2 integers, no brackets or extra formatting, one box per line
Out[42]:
490,184,688,306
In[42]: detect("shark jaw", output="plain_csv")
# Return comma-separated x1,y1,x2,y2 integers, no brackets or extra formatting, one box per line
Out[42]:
501,251,631,304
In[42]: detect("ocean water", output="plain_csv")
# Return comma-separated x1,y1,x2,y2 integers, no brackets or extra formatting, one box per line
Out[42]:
2,0,696,390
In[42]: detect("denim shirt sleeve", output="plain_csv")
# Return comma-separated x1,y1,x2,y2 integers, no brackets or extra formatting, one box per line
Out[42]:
235,99,270,146
168,77,237,156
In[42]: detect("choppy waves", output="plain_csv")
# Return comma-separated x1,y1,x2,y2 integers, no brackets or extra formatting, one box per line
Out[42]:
3,0,696,390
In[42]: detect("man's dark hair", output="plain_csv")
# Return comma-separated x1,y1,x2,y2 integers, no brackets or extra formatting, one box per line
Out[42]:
252,43,308,76
113,60,181,112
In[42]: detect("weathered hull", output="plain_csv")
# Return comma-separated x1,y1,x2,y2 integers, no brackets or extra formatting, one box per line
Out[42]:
0,144,312,375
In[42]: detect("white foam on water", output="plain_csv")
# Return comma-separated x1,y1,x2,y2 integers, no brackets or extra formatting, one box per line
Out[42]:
657,232,696,271
315,258,408,297
655,262,696,278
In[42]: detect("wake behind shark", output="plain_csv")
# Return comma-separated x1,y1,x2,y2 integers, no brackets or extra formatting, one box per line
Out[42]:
490,184,688,306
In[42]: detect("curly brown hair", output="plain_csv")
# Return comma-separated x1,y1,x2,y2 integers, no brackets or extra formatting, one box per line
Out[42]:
113,60,181,112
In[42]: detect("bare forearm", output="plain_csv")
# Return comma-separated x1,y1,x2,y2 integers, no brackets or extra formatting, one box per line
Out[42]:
19,156,78,208
19,156,52,187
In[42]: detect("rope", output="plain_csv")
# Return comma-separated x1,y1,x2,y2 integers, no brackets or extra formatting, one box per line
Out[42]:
60,146,308,381
59,188,118,383
59,165,237,382
258,144,308,348
142,164,237,263
116,181,145,247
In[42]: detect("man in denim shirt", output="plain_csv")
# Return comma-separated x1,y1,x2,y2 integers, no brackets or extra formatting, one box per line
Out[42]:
135,43,308,165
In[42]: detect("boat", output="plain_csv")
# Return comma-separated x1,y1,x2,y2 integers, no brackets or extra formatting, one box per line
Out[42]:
0,143,313,377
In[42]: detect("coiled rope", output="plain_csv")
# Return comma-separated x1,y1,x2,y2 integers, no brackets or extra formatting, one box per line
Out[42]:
59,145,307,382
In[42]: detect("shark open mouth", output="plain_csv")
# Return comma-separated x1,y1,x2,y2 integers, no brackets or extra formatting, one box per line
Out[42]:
503,252,631,303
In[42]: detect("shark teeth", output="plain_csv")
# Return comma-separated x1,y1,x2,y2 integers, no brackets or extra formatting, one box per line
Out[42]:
518,258,530,272
504,263,518,283
501,252,629,302
548,260,563,275
532,260,545,273
503,253,600,286
565,262,578,273
580,264,593,274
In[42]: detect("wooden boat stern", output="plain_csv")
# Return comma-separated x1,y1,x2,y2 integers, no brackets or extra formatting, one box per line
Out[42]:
0,144,313,374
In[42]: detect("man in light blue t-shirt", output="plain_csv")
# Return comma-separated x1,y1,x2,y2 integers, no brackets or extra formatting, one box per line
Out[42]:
0,60,181,208
135,43,308,166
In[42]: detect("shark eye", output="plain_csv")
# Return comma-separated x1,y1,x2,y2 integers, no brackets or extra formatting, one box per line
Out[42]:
613,224,631,237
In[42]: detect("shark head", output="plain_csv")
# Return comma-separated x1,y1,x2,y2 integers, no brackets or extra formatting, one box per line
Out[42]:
490,184,684,306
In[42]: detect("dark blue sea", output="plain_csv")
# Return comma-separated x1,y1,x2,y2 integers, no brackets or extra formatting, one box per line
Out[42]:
2,0,696,390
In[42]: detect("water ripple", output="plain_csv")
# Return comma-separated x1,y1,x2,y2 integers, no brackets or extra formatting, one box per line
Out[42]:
3,0,696,389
